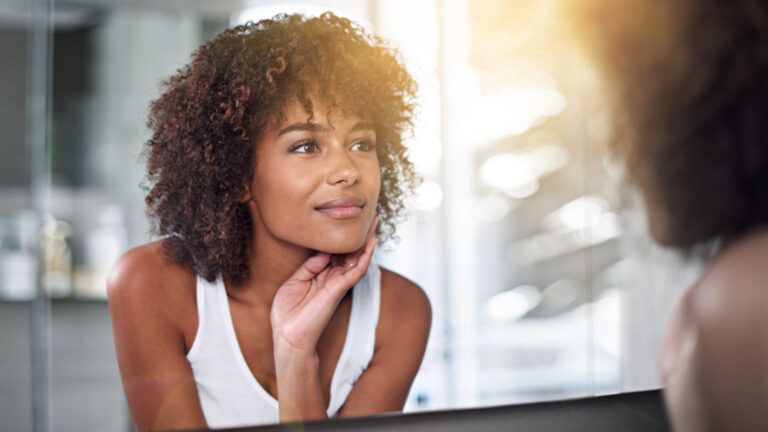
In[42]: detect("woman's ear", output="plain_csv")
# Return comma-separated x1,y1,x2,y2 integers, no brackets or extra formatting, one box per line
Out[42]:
239,185,253,204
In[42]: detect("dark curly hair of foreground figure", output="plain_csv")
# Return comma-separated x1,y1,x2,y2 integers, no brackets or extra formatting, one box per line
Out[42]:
575,0,768,252
142,12,418,284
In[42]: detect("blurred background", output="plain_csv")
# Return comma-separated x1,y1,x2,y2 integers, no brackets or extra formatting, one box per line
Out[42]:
0,0,703,430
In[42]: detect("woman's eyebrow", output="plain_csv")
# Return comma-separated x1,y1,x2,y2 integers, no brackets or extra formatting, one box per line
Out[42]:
350,121,374,132
277,122,328,136
278,121,374,136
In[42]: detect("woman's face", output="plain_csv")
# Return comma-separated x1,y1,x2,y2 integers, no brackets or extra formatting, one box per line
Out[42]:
246,98,381,254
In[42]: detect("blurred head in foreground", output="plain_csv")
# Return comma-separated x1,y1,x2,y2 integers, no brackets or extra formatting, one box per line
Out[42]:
573,0,768,252
572,1,768,431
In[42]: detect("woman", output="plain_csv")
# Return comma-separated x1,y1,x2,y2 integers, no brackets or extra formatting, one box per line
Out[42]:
573,0,768,430
107,12,431,431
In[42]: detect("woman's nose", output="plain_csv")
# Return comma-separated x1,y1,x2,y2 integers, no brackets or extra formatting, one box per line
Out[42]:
326,145,361,186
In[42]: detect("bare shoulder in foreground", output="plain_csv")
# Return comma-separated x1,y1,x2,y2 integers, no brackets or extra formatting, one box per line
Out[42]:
691,227,768,431
107,240,206,431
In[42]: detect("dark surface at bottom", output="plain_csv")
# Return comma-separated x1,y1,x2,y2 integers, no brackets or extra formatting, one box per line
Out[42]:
228,390,668,432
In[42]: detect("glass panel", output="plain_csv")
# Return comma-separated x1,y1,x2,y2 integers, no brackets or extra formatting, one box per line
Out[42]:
1,0,52,431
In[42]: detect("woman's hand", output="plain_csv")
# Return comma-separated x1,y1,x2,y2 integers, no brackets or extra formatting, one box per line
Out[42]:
271,217,378,358
271,219,378,421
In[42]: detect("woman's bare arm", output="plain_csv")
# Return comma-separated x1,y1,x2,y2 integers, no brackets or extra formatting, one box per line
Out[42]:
107,243,207,431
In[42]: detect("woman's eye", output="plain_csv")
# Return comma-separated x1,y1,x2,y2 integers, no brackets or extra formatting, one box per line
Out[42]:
290,140,319,154
351,139,376,152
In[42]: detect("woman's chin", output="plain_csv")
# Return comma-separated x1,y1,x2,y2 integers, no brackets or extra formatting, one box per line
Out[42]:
312,234,367,255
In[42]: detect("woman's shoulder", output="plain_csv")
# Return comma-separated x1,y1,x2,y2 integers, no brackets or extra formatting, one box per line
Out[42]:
375,266,432,346
696,227,768,312
107,239,198,328
690,226,768,356
687,230,768,428
378,267,431,312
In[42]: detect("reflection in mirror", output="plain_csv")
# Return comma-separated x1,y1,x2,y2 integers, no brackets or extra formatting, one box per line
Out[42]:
0,0,701,430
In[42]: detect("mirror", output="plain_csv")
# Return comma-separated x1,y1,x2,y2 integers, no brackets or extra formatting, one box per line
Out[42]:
0,0,702,429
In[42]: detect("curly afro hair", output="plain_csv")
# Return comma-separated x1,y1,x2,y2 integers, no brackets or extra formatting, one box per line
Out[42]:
575,0,768,252
143,12,418,284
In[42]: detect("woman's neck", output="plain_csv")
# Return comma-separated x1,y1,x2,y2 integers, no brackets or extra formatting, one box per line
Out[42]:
228,228,314,308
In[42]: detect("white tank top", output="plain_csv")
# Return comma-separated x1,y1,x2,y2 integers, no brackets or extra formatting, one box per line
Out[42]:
186,263,381,429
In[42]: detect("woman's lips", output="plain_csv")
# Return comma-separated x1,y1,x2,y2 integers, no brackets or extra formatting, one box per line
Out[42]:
316,206,363,219
315,197,365,219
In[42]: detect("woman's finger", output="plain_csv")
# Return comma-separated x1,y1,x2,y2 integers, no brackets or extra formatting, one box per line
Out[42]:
316,265,330,288
289,252,330,283
338,216,380,268
339,235,377,287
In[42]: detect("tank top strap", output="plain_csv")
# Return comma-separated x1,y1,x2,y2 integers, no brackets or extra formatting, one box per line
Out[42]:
187,274,233,361
186,274,211,359
354,262,381,365
326,261,382,416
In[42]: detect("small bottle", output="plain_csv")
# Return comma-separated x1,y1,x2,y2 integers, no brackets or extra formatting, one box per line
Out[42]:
76,205,126,298
42,217,73,298
0,214,37,300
